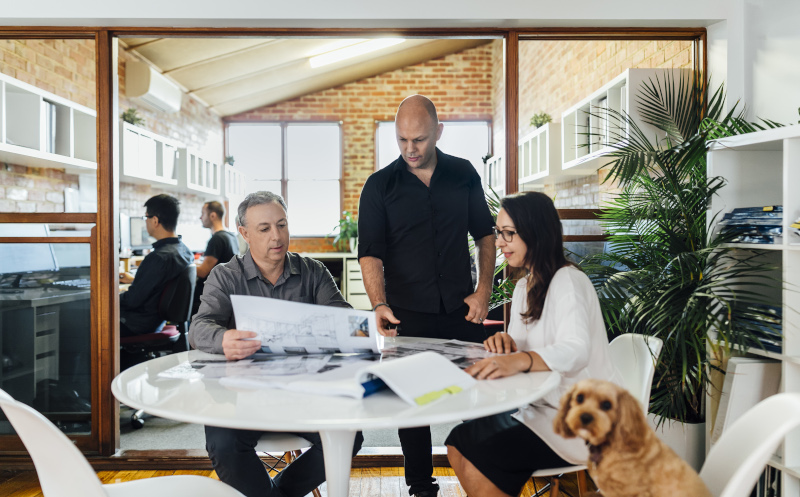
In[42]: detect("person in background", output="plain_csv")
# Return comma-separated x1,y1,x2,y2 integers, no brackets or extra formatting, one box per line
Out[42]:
193,200,239,317
190,191,363,497
119,194,193,337
445,192,621,497
357,94,496,497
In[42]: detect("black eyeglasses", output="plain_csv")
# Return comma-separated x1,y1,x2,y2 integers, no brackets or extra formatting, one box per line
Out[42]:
493,227,517,242
142,215,156,220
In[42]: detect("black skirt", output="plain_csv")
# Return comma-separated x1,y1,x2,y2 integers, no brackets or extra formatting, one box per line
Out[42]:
445,411,569,496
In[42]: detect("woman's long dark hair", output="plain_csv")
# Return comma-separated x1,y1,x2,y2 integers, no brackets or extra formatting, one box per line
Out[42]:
500,192,570,323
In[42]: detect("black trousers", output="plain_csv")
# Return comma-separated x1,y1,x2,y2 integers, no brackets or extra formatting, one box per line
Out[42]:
392,303,487,495
204,426,364,497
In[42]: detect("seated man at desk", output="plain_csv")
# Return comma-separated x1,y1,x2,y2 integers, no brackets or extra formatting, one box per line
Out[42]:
192,200,239,317
190,191,364,497
119,194,193,337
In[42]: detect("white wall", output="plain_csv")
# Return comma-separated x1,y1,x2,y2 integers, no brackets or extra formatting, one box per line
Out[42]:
2,0,730,27
706,0,800,125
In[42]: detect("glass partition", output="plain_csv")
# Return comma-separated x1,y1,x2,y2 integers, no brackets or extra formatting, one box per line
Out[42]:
0,225,93,435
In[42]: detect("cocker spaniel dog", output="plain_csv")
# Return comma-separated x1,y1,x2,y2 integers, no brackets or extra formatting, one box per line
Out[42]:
554,379,711,497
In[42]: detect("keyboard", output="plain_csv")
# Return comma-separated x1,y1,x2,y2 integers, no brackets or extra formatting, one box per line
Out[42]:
51,278,91,290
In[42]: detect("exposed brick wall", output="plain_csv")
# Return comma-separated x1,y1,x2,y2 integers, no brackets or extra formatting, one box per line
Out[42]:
227,43,495,253
492,39,694,242
0,43,224,225
0,39,96,110
0,39,95,213
518,39,693,139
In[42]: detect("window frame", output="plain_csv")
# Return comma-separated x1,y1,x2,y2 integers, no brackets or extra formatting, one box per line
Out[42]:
225,120,344,237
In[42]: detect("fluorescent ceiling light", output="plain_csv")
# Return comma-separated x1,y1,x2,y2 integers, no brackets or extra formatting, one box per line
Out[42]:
307,39,366,57
309,38,405,68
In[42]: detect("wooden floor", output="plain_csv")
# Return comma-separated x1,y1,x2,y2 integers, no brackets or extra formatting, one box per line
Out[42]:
0,467,591,497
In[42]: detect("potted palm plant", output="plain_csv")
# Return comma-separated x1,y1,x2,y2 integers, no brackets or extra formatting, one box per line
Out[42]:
579,71,781,467
331,211,358,253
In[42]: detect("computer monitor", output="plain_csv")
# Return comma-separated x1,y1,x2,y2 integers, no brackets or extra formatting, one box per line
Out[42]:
119,212,131,253
178,224,212,253
49,229,92,268
0,223,59,278
130,216,156,252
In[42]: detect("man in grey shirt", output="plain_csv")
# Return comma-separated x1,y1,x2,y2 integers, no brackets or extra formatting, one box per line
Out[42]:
190,191,363,497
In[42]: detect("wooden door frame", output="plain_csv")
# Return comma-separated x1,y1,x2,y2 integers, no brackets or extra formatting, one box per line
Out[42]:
0,25,706,463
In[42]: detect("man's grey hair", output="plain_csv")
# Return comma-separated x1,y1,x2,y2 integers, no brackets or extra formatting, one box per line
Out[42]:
237,191,288,227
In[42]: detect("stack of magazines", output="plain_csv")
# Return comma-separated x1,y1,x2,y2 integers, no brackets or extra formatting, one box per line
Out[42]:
740,304,783,354
717,206,783,245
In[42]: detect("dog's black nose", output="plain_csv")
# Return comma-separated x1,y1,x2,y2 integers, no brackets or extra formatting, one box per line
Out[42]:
580,413,594,425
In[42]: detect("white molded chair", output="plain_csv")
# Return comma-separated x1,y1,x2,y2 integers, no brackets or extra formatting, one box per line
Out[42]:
699,392,800,497
0,388,244,497
255,433,323,497
531,333,664,497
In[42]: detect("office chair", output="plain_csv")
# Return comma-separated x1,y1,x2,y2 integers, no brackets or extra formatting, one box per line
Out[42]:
0,387,245,497
121,264,195,428
530,333,663,497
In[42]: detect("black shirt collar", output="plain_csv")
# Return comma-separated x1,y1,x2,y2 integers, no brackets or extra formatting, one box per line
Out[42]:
152,236,182,249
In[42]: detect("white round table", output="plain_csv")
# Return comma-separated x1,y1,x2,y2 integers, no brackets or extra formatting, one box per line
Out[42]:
112,339,561,497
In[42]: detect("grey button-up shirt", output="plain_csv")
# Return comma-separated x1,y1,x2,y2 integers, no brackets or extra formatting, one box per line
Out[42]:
189,250,351,354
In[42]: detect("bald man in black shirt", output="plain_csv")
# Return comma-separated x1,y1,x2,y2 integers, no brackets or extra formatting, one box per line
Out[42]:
358,95,496,497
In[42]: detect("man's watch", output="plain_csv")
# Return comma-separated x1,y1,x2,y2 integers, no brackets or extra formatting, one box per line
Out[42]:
372,302,390,312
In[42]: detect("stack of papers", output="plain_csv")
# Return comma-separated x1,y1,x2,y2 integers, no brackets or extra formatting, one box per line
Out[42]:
162,296,495,405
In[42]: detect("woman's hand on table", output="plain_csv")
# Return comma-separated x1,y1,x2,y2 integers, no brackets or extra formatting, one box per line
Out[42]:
483,331,517,354
466,353,531,380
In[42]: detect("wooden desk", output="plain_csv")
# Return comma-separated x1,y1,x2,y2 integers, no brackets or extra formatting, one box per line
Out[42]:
0,287,91,406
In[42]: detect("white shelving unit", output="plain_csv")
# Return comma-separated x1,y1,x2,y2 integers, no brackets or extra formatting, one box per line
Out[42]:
561,68,688,175
707,125,800,496
223,163,247,199
120,121,182,187
485,154,505,197
518,122,560,190
0,72,96,173
179,148,221,195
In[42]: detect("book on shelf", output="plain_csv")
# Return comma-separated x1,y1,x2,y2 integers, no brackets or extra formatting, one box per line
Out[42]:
711,357,781,446
716,205,783,245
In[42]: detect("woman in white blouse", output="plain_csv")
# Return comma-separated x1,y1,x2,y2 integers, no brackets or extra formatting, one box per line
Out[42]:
446,191,620,497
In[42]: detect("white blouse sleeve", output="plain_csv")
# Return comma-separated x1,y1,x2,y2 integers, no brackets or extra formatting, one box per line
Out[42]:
533,288,592,375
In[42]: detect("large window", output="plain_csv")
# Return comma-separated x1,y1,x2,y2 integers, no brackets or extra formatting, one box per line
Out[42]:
376,121,491,182
227,122,342,236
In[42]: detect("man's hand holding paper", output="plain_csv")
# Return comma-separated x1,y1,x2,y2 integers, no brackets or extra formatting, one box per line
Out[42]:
222,329,262,360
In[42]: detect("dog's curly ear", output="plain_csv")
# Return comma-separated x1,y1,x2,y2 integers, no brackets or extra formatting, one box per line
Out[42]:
612,388,648,449
553,384,576,438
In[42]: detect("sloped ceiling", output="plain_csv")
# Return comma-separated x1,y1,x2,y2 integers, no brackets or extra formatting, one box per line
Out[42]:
120,37,492,116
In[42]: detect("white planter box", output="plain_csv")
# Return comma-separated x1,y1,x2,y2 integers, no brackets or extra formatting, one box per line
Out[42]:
648,413,706,471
